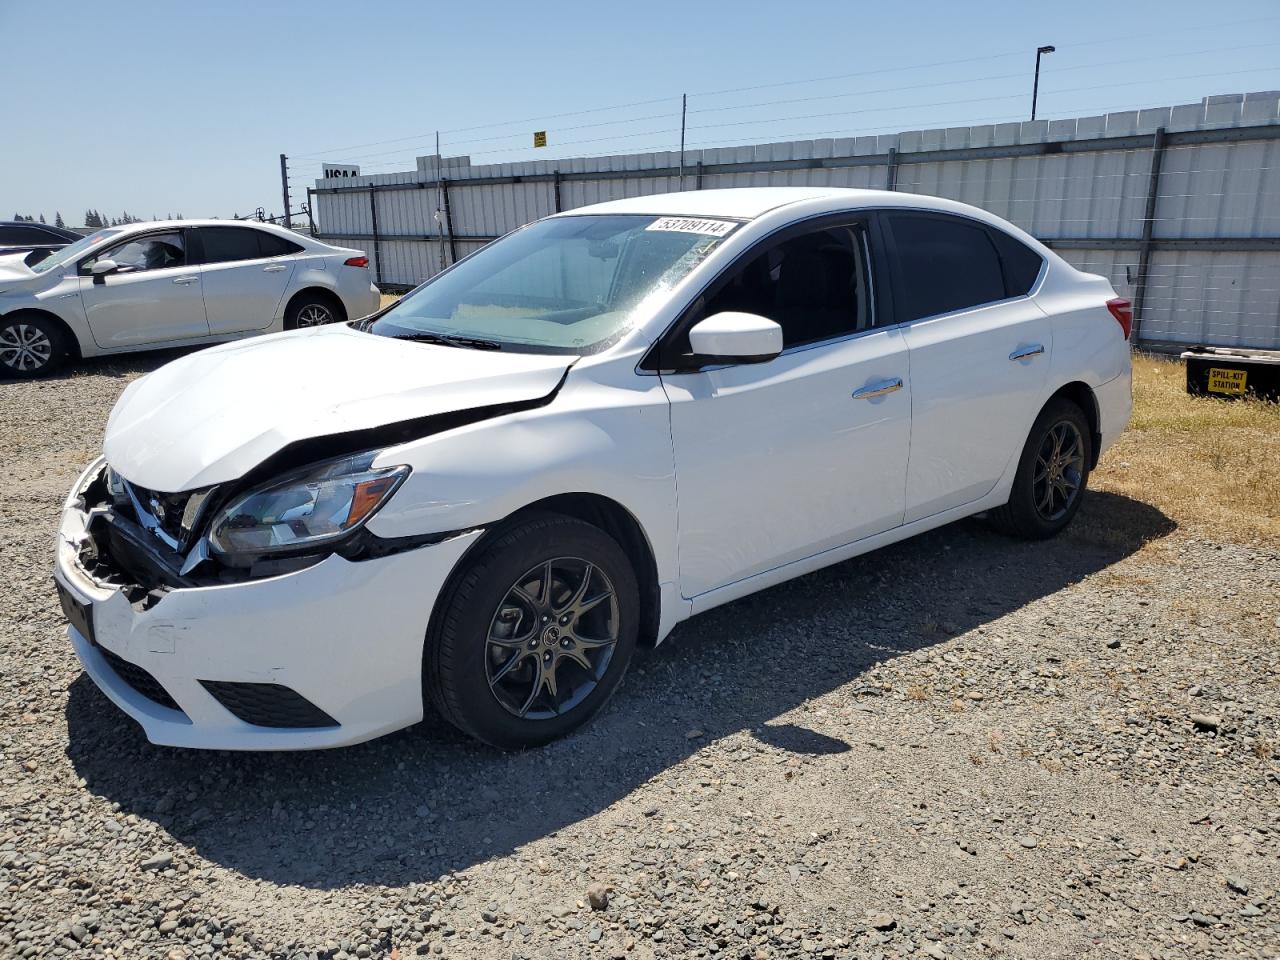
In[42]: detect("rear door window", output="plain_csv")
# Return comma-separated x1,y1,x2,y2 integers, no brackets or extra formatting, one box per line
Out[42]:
258,232,303,257
0,225,50,245
884,212,1006,323
196,227,276,264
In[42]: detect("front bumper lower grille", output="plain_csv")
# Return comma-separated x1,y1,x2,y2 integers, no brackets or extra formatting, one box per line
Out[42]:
95,643,183,713
199,680,339,728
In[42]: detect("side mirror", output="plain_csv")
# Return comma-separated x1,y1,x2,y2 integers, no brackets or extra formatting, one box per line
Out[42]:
90,259,120,284
686,311,783,366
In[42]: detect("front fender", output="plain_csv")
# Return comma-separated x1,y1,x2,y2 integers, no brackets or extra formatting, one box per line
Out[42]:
365,369,680,619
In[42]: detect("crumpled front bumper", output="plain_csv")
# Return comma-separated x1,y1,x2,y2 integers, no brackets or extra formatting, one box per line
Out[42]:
54,459,481,750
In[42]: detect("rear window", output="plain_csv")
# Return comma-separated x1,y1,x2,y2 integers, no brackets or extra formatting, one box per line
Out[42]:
885,213,1006,323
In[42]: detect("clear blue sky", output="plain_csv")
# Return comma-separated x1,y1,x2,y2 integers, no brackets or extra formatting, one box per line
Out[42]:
3,0,1278,226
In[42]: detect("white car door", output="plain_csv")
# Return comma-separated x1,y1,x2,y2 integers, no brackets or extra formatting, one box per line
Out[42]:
78,230,210,348
883,211,1052,523
193,226,300,335
658,218,911,598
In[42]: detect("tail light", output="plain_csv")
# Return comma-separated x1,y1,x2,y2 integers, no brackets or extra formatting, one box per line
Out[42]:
1106,297,1132,340
344,256,369,268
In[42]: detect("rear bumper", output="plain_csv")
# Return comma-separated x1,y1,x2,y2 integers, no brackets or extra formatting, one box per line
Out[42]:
1095,368,1132,461
55,462,480,750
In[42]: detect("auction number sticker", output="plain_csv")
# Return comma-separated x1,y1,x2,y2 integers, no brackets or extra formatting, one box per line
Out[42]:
646,217,738,237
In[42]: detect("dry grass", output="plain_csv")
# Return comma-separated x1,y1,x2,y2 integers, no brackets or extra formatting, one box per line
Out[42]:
1093,354,1280,542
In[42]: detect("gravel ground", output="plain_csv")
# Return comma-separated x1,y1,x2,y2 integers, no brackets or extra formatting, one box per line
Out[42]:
2,353,1278,960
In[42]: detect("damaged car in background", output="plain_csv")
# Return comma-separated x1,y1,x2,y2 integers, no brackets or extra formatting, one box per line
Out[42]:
54,186,1132,751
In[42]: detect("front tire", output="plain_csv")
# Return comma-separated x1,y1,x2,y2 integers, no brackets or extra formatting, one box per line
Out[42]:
0,313,69,379
989,397,1092,540
425,515,640,748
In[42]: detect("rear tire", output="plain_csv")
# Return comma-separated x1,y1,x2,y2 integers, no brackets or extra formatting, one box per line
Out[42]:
425,514,640,749
0,313,70,379
989,397,1092,540
284,292,344,330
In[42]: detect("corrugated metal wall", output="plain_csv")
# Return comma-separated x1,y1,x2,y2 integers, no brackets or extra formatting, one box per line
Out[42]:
314,91,1280,350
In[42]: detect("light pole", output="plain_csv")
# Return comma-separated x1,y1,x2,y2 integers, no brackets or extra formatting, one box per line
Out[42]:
1031,45,1055,121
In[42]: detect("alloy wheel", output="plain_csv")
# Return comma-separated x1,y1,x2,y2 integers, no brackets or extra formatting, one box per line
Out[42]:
486,557,620,720
0,324,53,373
296,304,334,327
1032,420,1085,521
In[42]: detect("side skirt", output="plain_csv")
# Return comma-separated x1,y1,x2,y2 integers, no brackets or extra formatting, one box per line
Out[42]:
685,485,1012,620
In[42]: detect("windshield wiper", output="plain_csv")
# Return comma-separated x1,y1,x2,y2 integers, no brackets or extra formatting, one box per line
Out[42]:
388,331,503,350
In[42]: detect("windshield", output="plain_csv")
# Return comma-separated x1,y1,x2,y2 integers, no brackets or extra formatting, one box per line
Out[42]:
29,229,123,274
369,214,739,354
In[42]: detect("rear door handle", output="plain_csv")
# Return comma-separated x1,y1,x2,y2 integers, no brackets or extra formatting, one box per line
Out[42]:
852,377,904,400
263,264,287,273
172,276,198,285
1009,344,1045,361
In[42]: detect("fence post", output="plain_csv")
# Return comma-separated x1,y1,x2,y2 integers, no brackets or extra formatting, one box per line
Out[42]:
886,147,898,191
695,160,704,190
305,188,316,234
553,169,562,212
279,154,292,229
1131,126,1167,344
368,188,383,286
441,177,457,266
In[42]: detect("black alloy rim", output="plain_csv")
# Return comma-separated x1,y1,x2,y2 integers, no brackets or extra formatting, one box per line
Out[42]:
486,557,620,720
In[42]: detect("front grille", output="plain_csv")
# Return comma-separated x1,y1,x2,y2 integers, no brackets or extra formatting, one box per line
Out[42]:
95,643,183,712
199,681,339,728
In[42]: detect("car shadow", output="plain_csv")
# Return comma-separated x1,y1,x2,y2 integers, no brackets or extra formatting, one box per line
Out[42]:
0,348,193,385
64,491,1174,889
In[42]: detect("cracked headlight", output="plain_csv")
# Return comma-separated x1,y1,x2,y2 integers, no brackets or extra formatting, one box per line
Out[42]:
208,452,409,560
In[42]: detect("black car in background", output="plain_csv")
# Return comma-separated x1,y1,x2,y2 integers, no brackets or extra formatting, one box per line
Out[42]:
0,221,84,266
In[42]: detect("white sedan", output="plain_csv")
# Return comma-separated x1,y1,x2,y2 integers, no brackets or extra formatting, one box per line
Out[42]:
54,187,1132,750
0,220,380,377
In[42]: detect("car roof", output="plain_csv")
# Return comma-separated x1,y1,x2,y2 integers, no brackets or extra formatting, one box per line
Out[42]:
0,221,83,240
555,187,896,220
110,218,300,235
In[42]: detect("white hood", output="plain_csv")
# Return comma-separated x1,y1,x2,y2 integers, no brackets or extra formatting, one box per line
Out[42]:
104,324,574,491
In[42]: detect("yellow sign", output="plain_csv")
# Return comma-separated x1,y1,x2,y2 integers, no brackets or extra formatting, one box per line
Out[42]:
1207,367,1247,395
533,131,547,148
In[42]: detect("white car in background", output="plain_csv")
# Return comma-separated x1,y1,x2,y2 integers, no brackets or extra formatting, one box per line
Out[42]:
54,187,1132,752
0,220,380,377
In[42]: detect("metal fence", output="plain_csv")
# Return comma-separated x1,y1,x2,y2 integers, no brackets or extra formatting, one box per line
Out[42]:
311,91,1280,351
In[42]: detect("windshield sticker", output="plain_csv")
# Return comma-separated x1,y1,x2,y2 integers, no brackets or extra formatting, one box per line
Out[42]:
645,217,737,237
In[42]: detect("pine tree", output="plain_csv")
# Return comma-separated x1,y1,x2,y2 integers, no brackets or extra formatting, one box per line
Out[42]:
38,214,46,224
54,212,65,228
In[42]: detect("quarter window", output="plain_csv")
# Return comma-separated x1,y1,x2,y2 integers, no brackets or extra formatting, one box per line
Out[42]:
885,213,1005,323
988,228,1044,297
699,224,871,349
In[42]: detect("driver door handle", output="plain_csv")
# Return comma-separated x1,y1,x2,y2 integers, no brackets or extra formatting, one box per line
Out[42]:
1009,344,1045,361
852,377,904,400
172,276,198,285
263,264,287,273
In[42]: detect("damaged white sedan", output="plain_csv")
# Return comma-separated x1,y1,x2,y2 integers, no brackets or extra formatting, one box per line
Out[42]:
54,187,1132,750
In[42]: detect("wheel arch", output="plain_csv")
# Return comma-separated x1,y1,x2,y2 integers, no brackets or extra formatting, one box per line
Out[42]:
429,492,663,654
284,286,346,326
0,307,84,359
1046,380,1101,468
